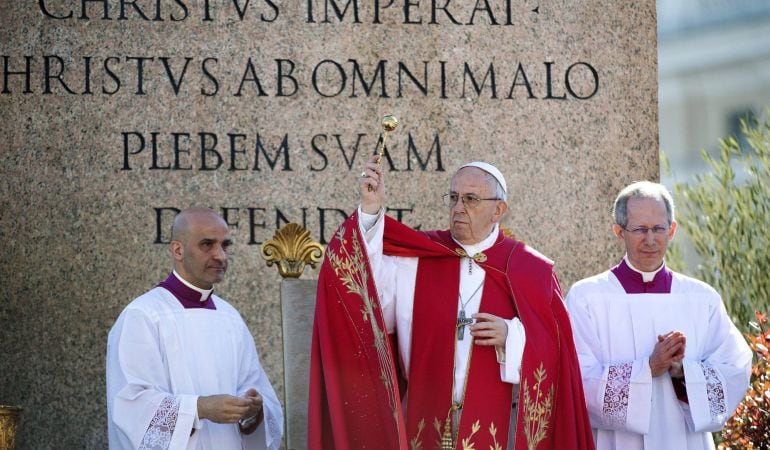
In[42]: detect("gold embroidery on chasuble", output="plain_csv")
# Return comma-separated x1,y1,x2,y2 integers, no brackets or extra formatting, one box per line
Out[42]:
418,362,554,450
522,363,554,450
408,418,426,450
325,225,400,422
410,418,504,450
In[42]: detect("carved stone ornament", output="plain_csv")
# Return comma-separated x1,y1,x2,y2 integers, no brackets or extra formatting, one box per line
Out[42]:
260,223,324,278
0,405,22,450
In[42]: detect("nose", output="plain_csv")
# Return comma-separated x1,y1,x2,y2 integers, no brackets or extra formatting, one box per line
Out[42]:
451,198,467,214
643,229,657,244
213,244,228,261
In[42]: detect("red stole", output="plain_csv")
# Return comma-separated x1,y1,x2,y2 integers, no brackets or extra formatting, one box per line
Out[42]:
406,230,516,449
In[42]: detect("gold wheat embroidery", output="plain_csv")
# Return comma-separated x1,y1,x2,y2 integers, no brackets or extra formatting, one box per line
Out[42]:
488,422,503,450
460,420,481,450
432,416,444,449
420,416,504,450
461,420,504,450
410,418,426,450
326,225,400,423
522,363,554,450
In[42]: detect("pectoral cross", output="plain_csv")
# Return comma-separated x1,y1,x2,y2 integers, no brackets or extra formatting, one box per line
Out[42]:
456,310,474,340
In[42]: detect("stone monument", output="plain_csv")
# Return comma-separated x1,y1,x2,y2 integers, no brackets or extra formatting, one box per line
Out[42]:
0,1,658,447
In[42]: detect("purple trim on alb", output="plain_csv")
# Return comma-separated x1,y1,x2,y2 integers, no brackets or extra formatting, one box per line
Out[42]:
611,259,672,294
158,273,216,310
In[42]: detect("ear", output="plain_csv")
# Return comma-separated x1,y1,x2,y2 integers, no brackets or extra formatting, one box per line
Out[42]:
169,240,184,262
667,221,678,240
492,201,508,223
612,223,624,240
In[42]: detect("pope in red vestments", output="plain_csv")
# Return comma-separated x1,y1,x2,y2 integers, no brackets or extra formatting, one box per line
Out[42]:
308,157,593,450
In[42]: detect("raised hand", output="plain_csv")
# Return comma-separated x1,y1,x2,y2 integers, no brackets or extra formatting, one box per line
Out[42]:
359,154,386,215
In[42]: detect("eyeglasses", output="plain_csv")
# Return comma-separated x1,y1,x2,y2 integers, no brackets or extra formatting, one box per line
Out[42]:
442,193,500,209
622,225,669,236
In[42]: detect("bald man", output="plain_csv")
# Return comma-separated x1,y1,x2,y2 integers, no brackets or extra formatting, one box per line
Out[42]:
107,207,283,450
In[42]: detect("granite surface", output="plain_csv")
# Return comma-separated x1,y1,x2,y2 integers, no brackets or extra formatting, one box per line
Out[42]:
0,1,657,448
280,279,317,450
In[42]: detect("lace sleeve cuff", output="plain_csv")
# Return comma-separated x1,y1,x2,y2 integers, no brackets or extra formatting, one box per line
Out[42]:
600,359,652,433
139,395,180,450
682,360,728,432
603,362,633,427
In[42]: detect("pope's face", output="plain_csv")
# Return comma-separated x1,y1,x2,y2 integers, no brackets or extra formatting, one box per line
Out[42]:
448,167,507,245
175,214,231,289
613,196,677,272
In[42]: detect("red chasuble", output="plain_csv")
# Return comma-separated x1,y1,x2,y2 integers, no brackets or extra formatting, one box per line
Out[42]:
308,212,594,450
308,212,408,450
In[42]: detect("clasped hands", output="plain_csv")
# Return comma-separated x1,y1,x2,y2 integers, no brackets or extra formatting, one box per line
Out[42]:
649,331,686,378
197,388,263,428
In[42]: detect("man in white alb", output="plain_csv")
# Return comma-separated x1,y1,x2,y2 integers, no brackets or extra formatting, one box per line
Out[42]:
107,207,283,449
565,181,752,450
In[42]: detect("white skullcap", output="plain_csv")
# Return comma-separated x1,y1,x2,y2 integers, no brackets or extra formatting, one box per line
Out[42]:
458,162,507,195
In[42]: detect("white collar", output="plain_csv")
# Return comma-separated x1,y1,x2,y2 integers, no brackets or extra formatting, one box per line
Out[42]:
455,224,499,256
173,270,214,303
623,255,665,283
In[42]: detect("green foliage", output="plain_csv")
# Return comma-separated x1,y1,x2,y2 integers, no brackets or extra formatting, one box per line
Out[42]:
666,111,770,332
